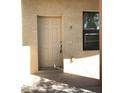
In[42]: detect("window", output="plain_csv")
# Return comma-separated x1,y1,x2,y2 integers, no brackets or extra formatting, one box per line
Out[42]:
83,11,99,50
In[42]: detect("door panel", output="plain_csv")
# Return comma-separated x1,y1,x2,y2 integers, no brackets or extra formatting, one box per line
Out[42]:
37,16,62,69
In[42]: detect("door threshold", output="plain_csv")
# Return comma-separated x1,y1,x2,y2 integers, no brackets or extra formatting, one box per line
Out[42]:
39,66,63,70
38,66,63,72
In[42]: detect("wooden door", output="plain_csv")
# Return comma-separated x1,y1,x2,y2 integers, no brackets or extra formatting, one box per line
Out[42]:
37,16,62,69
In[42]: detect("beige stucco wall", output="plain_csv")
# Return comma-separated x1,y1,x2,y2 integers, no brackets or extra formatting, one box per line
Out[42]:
22,0,99,74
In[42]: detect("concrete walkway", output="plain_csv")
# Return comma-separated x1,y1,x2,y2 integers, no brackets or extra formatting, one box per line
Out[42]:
21,70,102,93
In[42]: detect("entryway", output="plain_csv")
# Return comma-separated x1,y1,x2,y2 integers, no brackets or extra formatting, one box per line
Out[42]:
37,16,63,70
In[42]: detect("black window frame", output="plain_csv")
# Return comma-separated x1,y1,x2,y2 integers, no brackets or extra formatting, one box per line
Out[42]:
83,11,99,50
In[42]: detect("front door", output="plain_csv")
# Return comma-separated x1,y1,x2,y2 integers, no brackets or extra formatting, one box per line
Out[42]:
37,16,63,70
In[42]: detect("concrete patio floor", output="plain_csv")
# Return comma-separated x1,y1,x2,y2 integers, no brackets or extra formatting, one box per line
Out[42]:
21,70,102,93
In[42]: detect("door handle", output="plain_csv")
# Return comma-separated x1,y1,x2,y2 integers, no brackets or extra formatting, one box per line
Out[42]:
60,41,62,53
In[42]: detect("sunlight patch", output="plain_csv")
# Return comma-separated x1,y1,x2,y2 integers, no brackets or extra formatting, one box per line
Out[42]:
64,55,99,79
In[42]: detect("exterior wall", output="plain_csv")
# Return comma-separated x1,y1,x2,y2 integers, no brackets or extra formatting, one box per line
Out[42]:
22,0,99,74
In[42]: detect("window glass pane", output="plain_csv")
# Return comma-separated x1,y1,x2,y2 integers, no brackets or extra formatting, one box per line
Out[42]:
83,12,99,30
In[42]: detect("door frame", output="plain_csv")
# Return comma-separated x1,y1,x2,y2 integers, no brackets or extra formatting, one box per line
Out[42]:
37,16,63,71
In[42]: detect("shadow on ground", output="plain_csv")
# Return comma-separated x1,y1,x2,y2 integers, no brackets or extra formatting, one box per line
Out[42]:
21,70,102,93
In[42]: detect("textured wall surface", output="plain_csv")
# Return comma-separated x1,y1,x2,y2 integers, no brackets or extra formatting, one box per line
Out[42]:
22,0,99,73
